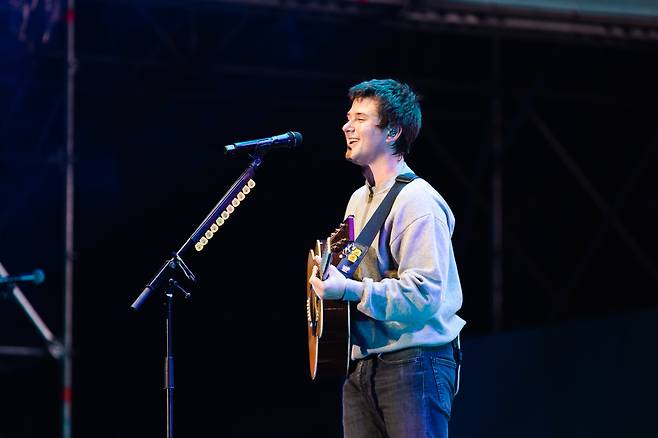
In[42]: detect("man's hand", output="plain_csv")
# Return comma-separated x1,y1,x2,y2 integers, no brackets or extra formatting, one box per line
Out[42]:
308,255,347,300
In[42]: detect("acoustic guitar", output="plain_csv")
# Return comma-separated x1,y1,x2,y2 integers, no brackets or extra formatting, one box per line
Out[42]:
306,215,354,380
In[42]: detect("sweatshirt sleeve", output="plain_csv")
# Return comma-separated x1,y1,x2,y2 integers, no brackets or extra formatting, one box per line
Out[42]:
343,206,452,323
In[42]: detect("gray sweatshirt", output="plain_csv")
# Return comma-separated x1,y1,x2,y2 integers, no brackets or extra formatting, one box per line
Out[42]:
342,164,466,359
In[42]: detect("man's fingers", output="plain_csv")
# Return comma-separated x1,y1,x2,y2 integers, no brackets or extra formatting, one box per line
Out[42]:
308,265,320,287
325,263,345,278
308,275,323,298
309,267,318,286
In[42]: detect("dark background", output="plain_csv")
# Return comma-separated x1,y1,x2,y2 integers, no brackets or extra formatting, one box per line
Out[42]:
1,1,658,436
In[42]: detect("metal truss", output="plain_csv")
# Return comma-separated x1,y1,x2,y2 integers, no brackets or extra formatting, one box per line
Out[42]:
528,110,658,316
120,0,658,42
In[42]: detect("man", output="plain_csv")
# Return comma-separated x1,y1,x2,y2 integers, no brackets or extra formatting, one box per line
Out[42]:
309,78,466,438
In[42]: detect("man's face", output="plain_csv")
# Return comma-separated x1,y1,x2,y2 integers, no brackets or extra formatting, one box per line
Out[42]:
342,97,390,166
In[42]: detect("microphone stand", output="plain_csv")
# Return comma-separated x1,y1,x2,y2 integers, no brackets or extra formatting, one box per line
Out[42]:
130,150,268,438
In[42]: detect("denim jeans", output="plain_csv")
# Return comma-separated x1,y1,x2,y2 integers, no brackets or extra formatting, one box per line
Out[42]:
342,343,459,438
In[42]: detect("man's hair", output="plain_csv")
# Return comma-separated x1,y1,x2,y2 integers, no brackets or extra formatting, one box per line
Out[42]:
348,78,422,156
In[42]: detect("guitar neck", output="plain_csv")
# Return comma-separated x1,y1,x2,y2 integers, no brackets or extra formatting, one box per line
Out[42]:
319,237,332,281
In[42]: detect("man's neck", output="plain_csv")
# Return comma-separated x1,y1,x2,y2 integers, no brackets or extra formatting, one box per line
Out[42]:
363,154,405,187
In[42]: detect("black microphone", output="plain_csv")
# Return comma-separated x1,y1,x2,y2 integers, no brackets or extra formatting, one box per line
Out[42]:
0,269,45,286
224,131,302,154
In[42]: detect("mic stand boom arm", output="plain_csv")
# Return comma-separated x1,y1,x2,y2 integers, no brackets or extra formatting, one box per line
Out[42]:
130,153,264,310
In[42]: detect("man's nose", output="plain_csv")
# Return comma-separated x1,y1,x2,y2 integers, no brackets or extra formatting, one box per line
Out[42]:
342,120,353,132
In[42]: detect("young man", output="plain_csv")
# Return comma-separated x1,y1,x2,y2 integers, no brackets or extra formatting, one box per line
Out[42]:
309,79,465,438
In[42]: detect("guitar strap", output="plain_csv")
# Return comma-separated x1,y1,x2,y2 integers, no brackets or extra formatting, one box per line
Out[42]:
336,172,418,279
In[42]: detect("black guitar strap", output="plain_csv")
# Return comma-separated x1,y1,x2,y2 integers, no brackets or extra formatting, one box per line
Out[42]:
336,172,418,279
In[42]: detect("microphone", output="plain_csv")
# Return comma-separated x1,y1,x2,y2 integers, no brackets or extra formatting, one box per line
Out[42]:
224,131,302,154
0,269,45,286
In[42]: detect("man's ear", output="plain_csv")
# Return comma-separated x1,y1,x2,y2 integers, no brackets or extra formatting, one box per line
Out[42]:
386,126,402,143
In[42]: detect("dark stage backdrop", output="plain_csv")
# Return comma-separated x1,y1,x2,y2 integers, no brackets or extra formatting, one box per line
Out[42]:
1,1,657,437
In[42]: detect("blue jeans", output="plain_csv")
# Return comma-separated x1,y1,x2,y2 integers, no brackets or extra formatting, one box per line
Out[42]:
342,343,459,438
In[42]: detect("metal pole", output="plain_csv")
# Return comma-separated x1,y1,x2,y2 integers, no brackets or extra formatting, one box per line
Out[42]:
64,1,76,437
165,283,175,438
491,37,504,331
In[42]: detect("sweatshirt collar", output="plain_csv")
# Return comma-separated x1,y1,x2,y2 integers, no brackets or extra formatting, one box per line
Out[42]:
366,161,413,196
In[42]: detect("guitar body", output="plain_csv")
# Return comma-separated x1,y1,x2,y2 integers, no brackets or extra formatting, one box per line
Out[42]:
307,217,354,380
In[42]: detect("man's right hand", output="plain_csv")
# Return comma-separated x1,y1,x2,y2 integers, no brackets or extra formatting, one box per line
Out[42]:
308,256,347,301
